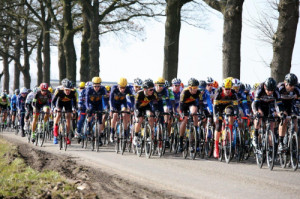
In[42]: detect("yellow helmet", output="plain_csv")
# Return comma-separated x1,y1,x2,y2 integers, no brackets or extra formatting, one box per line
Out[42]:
253,83,260,89
155,77,165,85
92,77,102,84
79,81,85,88
48,86,53,93
105,85,111,92
118,77,128,87
223,78,232,89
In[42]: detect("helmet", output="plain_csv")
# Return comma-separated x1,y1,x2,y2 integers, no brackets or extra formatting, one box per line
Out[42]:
264,77,277,91
172,78,181,85
33,87,39,93
134,78,143,86
253,83,260,90
62,78,72,89
143,79,154,89
40,83,48,91
105,85,111,92
118,77,128,87
92,77,102,84
207,77,214,84
20,87,27,94
284,73,298,86
199,80,207,89
212,80,219,88
223,78,232,89
79,82,85,89
155,77,165,85
48,86,53,93
85,81,93,88
239,83,245,91
1,92,6,98
165,80,170,88
232,78,241,87
245,84,251,92
27,89,32,93
188,78,199,87
15,89,20,95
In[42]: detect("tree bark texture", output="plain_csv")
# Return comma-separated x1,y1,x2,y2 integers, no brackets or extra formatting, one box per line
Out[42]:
2,53,9,92
270,0,299,82
36,32,43,86
62,0,77,83
14,37,21,90
163,0,182,83
22,26,31,89
222,0,244,79
80,5,90,82
58,29,66,83
42,2,51,84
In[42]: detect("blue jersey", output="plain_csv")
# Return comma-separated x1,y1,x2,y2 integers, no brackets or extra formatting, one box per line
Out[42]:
110,85,134,109
155,87,171,110
198,90,213,114
78,88,87,110
11,94,17,111
17,94,27,112
85,86,107,110
237,90,250,116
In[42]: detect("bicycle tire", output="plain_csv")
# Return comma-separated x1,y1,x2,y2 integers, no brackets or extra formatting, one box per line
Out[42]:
156,123,163,157
145,123,152,158
38,122,46,147
183,136,189,159
199,126,205,159
190,126,197,160
95,123,100,152
234,128,242,162
266,129,275,170
290,131,298,171
115,123,120,154
205,126,214,158
255,130,265,168
224,127,232,164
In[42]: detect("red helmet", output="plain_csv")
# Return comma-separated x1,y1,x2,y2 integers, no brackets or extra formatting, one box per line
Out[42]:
40,83,48,91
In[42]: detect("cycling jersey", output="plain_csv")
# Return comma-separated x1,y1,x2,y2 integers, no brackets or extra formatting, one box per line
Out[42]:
277,82,300,115
213,88,238,116
0,96,10,110
236,89,250,116
78,88,87,111
134,90,158,117
110,85,134,111
17,94,27,112
10,94,17,111
155,87,171,111
85,86,107,111
33,90,52,107
180,88,201,116
198,90,213,114
52,88,78,112
25,92,35,105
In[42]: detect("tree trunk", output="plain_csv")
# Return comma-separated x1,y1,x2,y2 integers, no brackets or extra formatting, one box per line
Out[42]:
2,53,9,92
62,0,76,83
14,37,21,90
163,0,182,83
270,0,299,82
42,11,51,84
222,0,244,79
58,29,66,83
37,32,43,86
22,27,31,89
80,5,90,82
88,0,100,78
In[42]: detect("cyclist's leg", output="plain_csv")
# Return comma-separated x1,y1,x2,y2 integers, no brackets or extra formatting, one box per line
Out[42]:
77,111,86,135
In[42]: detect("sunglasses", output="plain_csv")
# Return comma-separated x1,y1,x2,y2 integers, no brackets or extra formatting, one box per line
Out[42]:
207,84,213,87
148,88,154,92
41,90,47,92
190,86,198,90
93,86,100,88
225,88,231,91
134,86,141,89
119,87,126,89
158,85,164,87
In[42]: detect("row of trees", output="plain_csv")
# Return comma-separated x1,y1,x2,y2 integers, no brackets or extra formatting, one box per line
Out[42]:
0,0,298,92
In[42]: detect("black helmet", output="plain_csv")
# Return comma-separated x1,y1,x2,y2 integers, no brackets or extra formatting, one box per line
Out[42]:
239,83,245,91
264,77,277,91
199,80,207,88
15,89,20,95
143,79,154,89
62,78,72,89
1,92,6,98
188,78,199,87
285,73,298,86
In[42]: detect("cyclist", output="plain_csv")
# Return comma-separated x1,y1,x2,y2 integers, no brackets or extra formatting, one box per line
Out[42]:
277,73,300,152
126,78,143,111
198,80,213,128
24,87,37,132
244,84,253,113
10,89,19,128
0,92,10,128
32,83,52,143
179,78,202,152
206,77,216,102
164,80,175,142
17,87,28,137
85,77,107,145
75,82,92,139
213,78,239,158
101,85,111,133
110,78,134,142
252,77,284,149
52,78,78,144
133,79,158,145
171,78,182,114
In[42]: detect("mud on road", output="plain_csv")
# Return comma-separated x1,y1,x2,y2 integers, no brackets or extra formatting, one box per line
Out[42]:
8,138,180,199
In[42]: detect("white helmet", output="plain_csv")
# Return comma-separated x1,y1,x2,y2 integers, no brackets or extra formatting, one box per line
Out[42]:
206,77,214,84
20,87,28,94
232,78,241,87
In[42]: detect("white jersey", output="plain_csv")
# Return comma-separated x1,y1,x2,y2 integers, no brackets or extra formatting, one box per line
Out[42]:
25,92,35,104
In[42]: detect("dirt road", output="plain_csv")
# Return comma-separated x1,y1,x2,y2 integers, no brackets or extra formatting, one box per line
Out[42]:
2,131,300,199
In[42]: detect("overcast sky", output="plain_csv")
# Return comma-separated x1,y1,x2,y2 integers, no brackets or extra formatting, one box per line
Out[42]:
1,0,300,91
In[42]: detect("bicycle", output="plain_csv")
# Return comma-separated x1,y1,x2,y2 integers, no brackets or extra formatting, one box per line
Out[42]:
232,116,243,162
182,112,200,160
169,113,180,154
113,110,131,155
241,116,253,160
25,114,33,143
102,111,111,146
204,115,214,158
35,111,46,147
278,115,299,171
153,112,170,157
218,113,233,164
136,114,153,158
58,110,68,151
255,115,276,170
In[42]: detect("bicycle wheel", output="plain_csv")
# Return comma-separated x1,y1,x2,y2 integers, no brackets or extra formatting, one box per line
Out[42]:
290,131,298,171
205,126,214,158
161,126,167,156
199,126,205,159
95,123,100,152
266,130,275,170
38,122,46,147
145,123,153,158
121,124,127,155
156,123,163,157
183,129,189,159
224,127,232,164
234,128,243,162
243,127,251,160
255,131,265,168
190,126,197,160
27,129,31,143
115,123,121,154
59,125,63,150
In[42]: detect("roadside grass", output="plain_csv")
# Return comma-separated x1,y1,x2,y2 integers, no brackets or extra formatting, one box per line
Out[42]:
0,138,78,198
